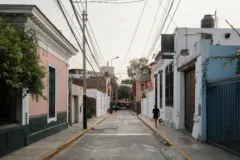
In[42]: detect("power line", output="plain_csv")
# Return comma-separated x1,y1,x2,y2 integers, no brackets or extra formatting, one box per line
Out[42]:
164,0,182,33
156,0,178,27
154,0,176,53
141,0,162,57
55,0,105,85
146,0,171,59
119,0,147,70
152,0,174,55
147,0,175,60
74,1,106,67
75,0,144,4
69,0,105,75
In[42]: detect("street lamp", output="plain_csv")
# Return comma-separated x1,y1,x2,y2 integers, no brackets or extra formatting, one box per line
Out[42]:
110,56,119,102
111,56,119,66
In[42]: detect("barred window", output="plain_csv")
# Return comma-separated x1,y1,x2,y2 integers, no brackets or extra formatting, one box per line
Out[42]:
154,74,158,106
159,71,163,108
165,63,174,106
49,66,56,119
141,84,144,91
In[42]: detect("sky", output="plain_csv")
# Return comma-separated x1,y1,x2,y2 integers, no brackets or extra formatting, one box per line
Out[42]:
1,0,240,80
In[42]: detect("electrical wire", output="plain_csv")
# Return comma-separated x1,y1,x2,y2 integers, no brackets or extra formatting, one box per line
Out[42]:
76,0,144,4
55,0,105,85
119,0,147,70
156,0,177,27
76,1,106,66
146,0,171,59
141,0,162,57
164,0,182,33
147,0,175,60
69,0,105,76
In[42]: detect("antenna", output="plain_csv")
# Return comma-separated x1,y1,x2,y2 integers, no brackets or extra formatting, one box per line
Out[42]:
215,10,218,28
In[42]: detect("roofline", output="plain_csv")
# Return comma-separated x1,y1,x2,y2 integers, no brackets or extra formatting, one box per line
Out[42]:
0,4,78,55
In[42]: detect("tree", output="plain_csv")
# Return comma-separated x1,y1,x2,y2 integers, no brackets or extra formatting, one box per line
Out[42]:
121,79,133,84
118,85,133,100
127,57,150,80
111,75,118,101
0,18,46,101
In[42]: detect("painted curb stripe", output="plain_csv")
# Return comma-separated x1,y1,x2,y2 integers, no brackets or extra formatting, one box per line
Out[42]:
40,113,114,160
131,112,192,160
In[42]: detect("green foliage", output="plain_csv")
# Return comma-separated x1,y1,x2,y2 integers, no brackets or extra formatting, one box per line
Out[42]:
118,85,133,100
127,57,150,80
111,75,118,100
0,18,46,101
121,79,133,84
141,93,146,98
222,56,240,74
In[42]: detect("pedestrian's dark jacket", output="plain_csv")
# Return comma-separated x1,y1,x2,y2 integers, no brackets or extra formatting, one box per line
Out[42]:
152,108,160,119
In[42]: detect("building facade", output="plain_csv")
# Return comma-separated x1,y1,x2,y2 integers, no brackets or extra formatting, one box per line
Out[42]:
143,26,240,145
0,5,77,156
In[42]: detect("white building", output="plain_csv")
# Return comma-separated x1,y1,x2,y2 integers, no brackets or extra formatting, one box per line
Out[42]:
174,27,240,140
87,89,109,117
71,84,83,124
143,19,240,140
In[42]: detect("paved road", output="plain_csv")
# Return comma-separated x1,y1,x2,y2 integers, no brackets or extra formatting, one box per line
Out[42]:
53,111,167,160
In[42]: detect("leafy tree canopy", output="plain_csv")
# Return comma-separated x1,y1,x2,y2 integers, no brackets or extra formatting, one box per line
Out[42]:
118,85,133,100
0,18,46,101
121,79,133,84
127,57,150,80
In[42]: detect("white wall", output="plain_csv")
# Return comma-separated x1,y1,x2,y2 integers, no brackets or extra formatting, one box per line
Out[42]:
141,98,147,116
174,28,240,138
87,89,109,117
152,57,174,125
71,84,83,124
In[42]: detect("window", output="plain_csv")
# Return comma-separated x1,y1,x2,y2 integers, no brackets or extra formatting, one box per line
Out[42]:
48,66,56,121
141,84,144,91
165,63,174,106
154,74,158,106
159,70,163,108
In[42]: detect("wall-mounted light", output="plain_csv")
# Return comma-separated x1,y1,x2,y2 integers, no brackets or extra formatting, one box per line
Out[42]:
225,33,231,39
161,54,174,59
180,49,189,56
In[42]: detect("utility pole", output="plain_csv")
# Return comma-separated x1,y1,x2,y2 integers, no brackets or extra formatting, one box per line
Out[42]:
82,0,88,129
68,77,72,126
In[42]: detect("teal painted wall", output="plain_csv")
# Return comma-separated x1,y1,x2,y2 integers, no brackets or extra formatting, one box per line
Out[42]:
25,111,68,145
201,44,240,141
0,111,67,157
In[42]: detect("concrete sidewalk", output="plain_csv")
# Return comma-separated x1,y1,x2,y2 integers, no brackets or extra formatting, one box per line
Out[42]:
137,114,239,160
0,115,109,160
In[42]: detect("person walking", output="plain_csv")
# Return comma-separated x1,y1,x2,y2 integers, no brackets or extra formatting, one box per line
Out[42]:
152,105,160,127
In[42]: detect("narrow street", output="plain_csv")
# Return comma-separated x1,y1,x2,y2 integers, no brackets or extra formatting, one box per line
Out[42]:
52,111,168,160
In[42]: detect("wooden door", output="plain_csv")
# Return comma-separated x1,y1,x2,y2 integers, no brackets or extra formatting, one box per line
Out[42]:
185,69,195,132
74,96,79,123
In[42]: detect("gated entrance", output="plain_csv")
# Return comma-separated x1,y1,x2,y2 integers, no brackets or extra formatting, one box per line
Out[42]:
207,76,240,155
185,68,195,132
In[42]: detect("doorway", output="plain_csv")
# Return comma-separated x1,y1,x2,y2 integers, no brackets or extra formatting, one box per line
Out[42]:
73,96,79,123
185,68,195,132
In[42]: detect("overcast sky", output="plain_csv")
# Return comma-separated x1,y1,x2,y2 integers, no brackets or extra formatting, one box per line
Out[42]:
1,0,240,80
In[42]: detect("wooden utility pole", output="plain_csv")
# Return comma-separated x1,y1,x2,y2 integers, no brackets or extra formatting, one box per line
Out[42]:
82,1,88,129
68,78,72,126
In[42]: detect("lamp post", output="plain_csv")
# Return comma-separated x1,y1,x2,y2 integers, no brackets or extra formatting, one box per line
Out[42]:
110,56,119,102
111,56,119,66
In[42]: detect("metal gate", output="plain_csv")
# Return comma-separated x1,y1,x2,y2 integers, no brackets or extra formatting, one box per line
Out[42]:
207,76,240,155
185,69,195,132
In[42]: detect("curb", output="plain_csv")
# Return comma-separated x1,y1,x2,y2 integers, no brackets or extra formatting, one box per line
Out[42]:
40,113,114,160
132,112,192,160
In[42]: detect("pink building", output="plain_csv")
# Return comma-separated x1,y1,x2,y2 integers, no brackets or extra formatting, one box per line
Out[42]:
0,5,78,155
135,62,156,102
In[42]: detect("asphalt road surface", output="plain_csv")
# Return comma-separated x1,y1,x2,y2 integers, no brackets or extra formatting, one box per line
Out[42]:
53,111,167,160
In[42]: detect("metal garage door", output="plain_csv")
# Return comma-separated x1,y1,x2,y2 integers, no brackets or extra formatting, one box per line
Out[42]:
207,77,240,155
